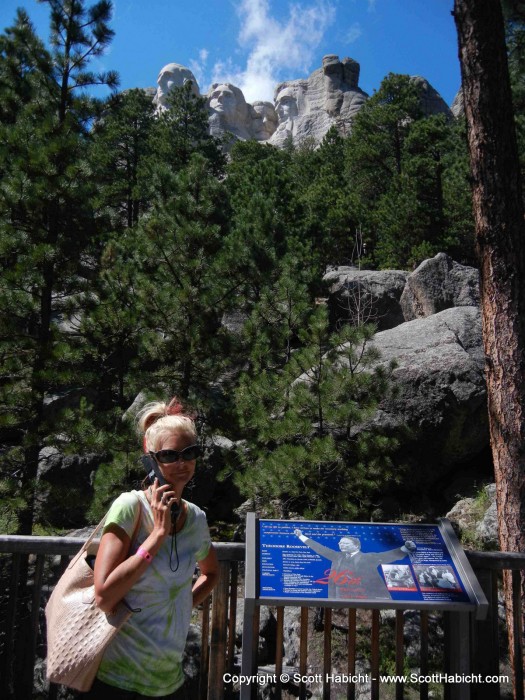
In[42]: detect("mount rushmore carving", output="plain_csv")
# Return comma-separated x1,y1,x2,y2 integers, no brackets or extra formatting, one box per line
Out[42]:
152,55,453,148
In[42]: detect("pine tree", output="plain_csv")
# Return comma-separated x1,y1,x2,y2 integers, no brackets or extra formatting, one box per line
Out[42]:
296,127,359,269
240,254,315,374
345,74,474,269
225,140,306,306
125,153,231,405
90,88,156,231
148,81,225,197
234,304,398,519
0,0,117,535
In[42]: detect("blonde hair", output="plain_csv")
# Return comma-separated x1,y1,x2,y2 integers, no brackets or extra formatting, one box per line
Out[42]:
136,399,197,453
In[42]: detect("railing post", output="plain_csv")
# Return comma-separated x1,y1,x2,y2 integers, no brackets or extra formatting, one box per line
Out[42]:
470,568,500,699
208,560,230,700
0,552,21,699
444,611,471,700
511,570,524,700
240,599,258,700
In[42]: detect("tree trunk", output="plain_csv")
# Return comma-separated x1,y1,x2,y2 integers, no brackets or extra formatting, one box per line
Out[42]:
454,0,525,694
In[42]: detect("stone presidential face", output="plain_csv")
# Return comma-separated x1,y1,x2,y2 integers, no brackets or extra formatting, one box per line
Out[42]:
207,83,250,133
275,88,299,122
154,63,199,110
209,84,235,113
250,101,278,140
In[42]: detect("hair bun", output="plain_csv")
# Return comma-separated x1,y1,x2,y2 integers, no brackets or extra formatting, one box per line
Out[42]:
166,398,183,415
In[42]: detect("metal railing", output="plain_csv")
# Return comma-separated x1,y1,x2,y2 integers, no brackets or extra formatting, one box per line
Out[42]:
0,535,523,700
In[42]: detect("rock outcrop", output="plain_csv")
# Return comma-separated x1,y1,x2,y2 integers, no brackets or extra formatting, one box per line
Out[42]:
206,82,254,142
400,252,480,322
410,76,453,119
152,56,453,148
323,266,407,331
153,62,200,112
451,88,465,118
269,55,369,147
368,306,487,491
446,483,498,549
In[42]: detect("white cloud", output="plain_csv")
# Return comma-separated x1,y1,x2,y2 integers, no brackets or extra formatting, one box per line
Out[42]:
345,22,362,44
205,0,336,103
188,49,209,92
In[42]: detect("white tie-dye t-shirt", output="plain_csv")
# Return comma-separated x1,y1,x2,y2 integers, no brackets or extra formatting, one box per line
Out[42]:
97,490,211,697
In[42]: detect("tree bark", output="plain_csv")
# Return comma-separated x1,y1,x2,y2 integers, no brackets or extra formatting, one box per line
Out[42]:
454,0,525,693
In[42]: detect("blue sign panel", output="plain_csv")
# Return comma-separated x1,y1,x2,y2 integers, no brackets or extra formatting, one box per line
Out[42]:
258,519,470,604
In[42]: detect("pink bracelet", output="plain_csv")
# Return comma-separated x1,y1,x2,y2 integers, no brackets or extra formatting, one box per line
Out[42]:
136,546,153,563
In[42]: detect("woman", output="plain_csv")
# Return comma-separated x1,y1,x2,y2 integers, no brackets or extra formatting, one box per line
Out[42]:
87,399,218,699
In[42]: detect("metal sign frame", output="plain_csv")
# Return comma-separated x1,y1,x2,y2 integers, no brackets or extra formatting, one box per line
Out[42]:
245,513,488,619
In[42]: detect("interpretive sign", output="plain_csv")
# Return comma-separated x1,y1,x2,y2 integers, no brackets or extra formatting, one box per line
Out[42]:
241,514,488,700
244,513,487,614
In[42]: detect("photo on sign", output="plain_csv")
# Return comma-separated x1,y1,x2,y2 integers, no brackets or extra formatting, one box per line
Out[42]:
381,565,418,592
413,565,462,592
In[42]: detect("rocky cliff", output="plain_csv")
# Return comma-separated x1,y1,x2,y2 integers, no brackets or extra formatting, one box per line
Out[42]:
150,55,455,148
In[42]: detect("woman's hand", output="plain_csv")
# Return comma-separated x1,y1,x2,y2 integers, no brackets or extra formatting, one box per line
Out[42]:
149,478,177,536
94,482,175,614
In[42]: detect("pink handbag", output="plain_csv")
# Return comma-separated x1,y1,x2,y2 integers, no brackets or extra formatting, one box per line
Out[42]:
45,498,141,691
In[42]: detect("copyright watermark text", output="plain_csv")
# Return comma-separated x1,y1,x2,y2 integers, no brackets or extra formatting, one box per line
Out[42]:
223,672,509,686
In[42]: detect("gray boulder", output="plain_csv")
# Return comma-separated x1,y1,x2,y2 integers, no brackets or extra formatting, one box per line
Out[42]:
446,496,478,535
323,266,408,331
445,484,498,549
476,484,498,547
400,252,480,321
367,306,488,489
35,449,103,527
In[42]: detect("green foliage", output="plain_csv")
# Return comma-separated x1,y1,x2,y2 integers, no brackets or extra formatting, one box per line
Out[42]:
0,1,117,534
0,3,488,535
149,81,225,187
121,152,231,403
346,75,475,268
89,451,143,522
296,127,360,268
234,304,399,519
225,140,307,303
89,88,156,230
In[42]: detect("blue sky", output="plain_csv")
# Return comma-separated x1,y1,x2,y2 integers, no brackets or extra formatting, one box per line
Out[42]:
1,0,461,106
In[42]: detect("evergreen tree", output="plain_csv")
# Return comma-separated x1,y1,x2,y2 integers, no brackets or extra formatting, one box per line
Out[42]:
126,153,231,405
148,81,225,198
90,88,156,231
0,0,117,535
346,74,474,269
346,73,422,202
295,127,360,269
234,304,398,519
240,253,316,374
0,9,51,125
372,115,474,268
225,140,307,306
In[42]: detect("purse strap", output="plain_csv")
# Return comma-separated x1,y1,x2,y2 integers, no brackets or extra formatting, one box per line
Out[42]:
68,492,142,569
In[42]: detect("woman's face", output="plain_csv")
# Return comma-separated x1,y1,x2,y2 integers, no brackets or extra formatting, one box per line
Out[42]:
156,431,197,488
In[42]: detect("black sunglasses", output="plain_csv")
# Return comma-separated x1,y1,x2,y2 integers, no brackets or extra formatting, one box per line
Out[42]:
150,445,201,464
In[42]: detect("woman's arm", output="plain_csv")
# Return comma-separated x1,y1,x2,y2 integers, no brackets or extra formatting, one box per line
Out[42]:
94,481,173,614
192,544,219,607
